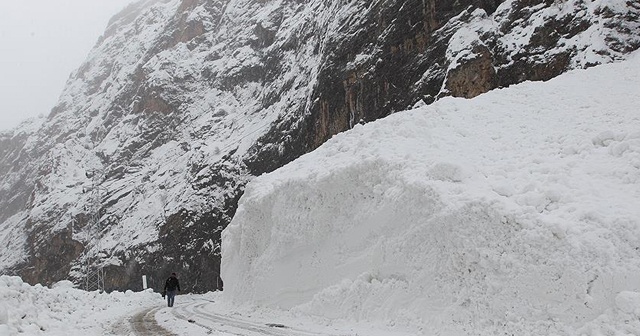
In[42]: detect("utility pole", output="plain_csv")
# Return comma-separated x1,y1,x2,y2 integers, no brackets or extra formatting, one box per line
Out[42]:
83,168,106,292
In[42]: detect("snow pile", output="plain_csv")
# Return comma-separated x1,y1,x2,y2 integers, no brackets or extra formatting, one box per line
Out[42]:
0,275,158,335
221,52,640,334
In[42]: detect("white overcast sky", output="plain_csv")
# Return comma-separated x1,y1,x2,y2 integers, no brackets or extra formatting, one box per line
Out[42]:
0,0,139,131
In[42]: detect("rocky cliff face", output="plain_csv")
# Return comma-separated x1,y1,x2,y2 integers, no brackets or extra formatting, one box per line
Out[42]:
0,0,638,292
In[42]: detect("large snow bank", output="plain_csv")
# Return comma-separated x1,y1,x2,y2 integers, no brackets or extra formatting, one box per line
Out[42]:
221,52,640,334
0,275,158,335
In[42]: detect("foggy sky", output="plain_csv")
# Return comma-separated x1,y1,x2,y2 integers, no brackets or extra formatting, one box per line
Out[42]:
0,0,138,131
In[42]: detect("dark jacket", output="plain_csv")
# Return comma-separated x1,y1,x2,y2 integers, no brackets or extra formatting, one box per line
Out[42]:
164,275,181,292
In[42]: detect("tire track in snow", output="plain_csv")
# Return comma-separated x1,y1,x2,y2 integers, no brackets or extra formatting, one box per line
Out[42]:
130,306,175,336
171,300,347,336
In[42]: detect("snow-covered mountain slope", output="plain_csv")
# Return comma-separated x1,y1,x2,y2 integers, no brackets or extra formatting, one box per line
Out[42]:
0,0,639,292
221,52,640,335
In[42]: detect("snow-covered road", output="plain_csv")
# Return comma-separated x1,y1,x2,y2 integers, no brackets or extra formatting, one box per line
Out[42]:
109,305,172,335
129,307,173,335
122,295,416,336
168,299,329,335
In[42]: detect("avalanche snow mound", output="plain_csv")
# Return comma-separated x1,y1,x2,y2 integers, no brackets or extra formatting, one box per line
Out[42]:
0,275,158,335
222,53,640,334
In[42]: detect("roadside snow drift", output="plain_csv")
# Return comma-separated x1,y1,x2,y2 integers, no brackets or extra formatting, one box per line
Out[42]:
221,52,640,335
0,276,159,335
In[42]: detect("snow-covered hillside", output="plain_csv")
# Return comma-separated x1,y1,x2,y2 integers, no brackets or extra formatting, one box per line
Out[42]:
222,52,640,335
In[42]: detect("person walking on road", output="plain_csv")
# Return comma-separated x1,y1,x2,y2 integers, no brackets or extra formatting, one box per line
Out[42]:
163,272,181,307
